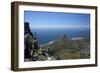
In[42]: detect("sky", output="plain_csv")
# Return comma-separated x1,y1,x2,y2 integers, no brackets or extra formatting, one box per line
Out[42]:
24,11,90,29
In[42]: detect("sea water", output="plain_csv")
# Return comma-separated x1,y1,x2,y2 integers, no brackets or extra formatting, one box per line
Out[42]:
31,28,90,45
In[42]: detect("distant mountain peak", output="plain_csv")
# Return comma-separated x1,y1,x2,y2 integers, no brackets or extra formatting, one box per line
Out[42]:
63,34,67,38
59,34,70,42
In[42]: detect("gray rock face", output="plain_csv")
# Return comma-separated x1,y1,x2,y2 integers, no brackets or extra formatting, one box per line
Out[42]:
24,22,48,61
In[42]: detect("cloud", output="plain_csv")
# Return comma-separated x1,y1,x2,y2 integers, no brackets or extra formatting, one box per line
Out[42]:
30,24,89,29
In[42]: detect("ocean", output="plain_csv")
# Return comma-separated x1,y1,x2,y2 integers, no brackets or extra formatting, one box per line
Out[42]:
31,28,90,45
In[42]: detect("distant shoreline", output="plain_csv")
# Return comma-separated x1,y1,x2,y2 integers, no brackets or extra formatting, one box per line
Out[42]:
40,37,88,47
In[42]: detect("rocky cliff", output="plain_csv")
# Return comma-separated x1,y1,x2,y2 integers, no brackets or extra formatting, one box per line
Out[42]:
24,22,47,61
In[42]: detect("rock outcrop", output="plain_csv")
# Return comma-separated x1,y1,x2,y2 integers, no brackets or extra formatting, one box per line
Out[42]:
24,22,47,61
